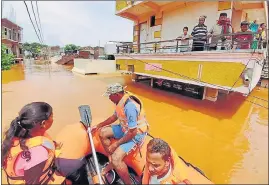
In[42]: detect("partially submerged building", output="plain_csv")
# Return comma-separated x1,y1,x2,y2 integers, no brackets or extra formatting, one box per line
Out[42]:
1,18,24,62
115,1,268,101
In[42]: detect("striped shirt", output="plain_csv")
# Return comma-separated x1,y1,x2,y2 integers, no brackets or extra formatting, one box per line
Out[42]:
191,24,208,45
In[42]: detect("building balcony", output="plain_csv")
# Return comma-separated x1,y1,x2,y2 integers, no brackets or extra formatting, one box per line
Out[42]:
115,0,266,21
115,1,183,21
116,33,267,55
2,35,22,43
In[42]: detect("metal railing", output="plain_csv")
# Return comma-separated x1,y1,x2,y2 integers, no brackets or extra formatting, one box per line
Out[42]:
116,32,268,54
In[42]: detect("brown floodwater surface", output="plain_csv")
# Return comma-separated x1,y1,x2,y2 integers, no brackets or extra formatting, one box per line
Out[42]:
2,62,268,184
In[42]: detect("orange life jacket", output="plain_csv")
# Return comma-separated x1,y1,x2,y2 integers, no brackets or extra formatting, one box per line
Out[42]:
3,136,65,185
115,92,149,135
142,148,214,184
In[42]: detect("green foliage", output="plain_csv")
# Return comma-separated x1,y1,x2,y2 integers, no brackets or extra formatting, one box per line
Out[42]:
1,44,15,71
64,44,80,53
22,42,47,58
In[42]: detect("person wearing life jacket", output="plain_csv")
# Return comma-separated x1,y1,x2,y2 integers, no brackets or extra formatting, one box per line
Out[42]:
142,138,214,184
92,83,149,184
1,102,68,185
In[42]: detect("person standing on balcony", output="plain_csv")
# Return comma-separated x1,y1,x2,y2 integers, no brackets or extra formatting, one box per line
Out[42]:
233,21,253,50
249,20,260,49
191,16,208,51
249,20,259,33
177,27,191,52
208,13,232,50
257,23,267,49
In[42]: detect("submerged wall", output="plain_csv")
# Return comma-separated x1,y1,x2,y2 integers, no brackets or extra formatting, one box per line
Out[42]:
72,59,116,75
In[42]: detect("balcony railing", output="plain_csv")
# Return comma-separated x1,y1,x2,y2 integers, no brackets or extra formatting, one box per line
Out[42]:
2,33,22,42
116,32,268,54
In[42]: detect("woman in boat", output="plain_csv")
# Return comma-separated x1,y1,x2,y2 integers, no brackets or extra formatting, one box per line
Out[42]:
1,102,67,184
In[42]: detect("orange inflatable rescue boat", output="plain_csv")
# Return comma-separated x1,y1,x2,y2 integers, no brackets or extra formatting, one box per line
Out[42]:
54,105,214,184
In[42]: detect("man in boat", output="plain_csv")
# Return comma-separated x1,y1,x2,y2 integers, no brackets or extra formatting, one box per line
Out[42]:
93,83,149,184
142,138,214,184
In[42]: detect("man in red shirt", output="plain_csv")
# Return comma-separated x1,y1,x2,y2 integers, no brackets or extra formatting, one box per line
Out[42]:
234,21,253,49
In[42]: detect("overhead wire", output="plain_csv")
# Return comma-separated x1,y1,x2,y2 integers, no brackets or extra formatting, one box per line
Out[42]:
244,59,268,109
30,1,43,43
24,1,51,77
23,3,268,108
23,1,42,43
34,1,51,64
35,1,44,43
226,49,256,93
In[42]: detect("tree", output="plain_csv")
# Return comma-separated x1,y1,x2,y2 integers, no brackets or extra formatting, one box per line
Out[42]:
22,42,47,58
1,44,15,70
64,44,80,54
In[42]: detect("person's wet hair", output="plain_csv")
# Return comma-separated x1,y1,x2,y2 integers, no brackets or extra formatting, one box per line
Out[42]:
1,102,52,166
147,138,171,161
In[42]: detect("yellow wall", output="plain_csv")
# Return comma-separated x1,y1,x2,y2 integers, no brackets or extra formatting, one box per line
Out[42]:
154,31,161,38
116,1,129,12
116,59,245,88
218,1,232,11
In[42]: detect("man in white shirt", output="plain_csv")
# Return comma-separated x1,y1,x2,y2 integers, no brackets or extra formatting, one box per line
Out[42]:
208,13,232,50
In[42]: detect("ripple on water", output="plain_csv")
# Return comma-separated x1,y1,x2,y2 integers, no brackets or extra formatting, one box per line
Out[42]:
2,63,268,184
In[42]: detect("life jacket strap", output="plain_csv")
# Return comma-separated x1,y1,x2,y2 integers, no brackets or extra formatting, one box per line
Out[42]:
4,159,57,185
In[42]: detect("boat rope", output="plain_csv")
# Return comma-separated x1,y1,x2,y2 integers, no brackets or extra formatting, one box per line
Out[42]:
121,54,269,109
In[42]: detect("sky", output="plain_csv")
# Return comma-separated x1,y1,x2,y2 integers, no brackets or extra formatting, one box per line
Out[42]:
2,1,134,47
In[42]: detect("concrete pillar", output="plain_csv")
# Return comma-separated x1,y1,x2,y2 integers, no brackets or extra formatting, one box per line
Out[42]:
133,22,139,53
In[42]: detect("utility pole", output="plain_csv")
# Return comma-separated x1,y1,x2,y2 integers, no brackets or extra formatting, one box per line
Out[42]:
98,40,100,58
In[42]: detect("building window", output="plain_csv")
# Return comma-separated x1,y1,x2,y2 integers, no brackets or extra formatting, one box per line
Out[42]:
13,29,16,41
18,33,20,41
6,49,9,54
19,48,23,55
4,28,7,35
116,64,121,70
150,15,155,27
8,30,12,39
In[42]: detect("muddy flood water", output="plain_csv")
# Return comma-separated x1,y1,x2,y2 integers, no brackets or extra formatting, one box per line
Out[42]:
2,61,268,184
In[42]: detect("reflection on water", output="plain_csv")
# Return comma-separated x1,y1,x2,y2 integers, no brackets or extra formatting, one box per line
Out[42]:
2,62,268,184
2,64,25,84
